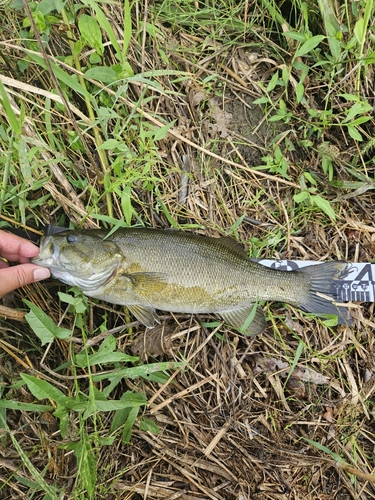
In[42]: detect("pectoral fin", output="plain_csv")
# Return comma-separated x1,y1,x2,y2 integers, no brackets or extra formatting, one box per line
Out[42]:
221,305,266,335
123,272,167,292
128,305,160,328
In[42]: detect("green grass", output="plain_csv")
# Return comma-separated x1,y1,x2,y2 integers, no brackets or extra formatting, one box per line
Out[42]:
0,0,375,498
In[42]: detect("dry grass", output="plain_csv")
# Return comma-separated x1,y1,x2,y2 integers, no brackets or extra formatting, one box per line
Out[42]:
1,0,375,498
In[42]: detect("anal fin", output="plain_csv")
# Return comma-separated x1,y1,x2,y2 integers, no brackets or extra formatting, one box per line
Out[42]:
221,304,266,335
128,305,160,328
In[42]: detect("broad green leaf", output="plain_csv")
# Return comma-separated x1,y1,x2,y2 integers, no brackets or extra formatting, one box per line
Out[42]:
0,400,53,411
82,399,97,420
85,66,118,84
33,11,46,32
293,191,310,203
66,435,96,498
348,116,372,126
296,82,304,103
281,65,289,87
295,35,325,58
53,406,69,437
338,93,361,101
92,385,107,402
322,316,339,327
283,31,307,42
75,350,139,367
99,335,117,353
54,0,64,12
119,184,135,225
92,361,185,382
292,60,309,72
98,138,122,149
26,51,92,100
253,96,269,104
328,35,341,61
354,18,365,45
78,14,103,55
21,374,69,406
96,107,121,120
303,172,317,185
93,398,147,412
145,371,171,383
121,406,140,443
267,71,279,92
347,125,363,141
269,114,285,122
342,101,372,123
153,120,176,141
81,0,122,59
36,0,58,15
58,291,87,314
110,392,147,432
98,436,116,446
325,21,339,38
89,51,102,64
317,0,340,34
24,299,72,345
139,418,160,434
311,195,336,220
120,61,134,78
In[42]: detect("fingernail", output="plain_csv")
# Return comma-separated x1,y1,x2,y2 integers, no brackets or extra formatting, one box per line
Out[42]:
33,267,51,281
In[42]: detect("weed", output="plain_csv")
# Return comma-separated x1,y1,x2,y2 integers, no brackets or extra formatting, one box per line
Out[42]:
1,0,375,497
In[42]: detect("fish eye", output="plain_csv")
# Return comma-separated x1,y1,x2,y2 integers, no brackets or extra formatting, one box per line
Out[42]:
66,234,77,244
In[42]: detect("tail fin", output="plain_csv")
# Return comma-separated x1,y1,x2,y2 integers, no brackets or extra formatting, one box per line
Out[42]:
298,262,352,325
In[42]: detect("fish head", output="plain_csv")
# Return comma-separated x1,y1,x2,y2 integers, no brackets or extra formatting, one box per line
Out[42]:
32,231,123,291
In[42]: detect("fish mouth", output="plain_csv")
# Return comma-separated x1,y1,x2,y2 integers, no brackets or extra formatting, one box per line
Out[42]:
31,236,58,267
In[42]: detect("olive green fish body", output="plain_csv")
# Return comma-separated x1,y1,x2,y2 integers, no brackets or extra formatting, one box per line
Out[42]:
32,228,349,334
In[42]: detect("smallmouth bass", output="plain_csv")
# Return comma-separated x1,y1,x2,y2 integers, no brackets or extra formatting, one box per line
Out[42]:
32,228,350,334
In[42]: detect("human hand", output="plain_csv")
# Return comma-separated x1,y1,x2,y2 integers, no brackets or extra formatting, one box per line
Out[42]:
0,230,51,298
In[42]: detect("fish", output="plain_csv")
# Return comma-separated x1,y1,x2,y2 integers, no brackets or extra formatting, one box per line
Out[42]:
31,228,350,334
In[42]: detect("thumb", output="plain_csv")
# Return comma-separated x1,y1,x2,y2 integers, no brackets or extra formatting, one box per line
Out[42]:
0,264,50,298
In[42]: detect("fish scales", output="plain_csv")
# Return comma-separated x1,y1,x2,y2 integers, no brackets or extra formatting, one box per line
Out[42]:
32,228,350,334
110,229,306,308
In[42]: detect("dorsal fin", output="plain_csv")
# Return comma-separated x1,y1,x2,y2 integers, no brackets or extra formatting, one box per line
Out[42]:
218,236,247,256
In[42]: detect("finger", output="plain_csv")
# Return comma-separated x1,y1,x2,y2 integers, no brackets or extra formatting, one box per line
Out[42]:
0,230,40,262
0,264,50,298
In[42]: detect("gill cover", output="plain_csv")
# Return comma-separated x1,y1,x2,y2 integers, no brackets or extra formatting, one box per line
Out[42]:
33,230,123,291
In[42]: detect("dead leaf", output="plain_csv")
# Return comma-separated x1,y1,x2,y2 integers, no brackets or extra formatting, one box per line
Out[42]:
208,98,232,138
250,354,330,385
130,324,173,359
323,408,334,422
